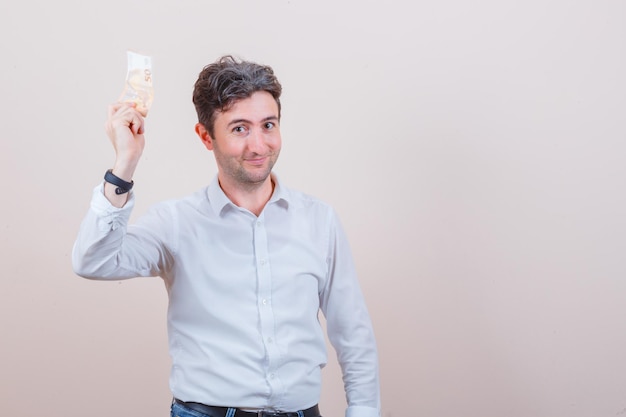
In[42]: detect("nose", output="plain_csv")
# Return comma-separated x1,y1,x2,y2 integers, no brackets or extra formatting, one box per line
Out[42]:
246,129,266,154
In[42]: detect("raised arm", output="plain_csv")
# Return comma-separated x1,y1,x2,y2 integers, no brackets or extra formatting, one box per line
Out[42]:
104,102,146,207
72,102,167,280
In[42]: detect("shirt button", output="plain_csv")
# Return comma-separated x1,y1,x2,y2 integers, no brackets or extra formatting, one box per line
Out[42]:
260,259,267,266
267,337,273,343
269,373,275,379
256,221,262,227
262,299,268,305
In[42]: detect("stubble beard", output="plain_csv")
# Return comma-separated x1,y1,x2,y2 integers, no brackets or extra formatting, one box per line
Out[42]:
220,151,280,191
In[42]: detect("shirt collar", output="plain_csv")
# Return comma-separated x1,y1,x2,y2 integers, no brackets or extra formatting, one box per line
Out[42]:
206,172,290,216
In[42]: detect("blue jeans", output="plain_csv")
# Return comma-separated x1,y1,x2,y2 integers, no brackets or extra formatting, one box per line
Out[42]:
171,401,223,417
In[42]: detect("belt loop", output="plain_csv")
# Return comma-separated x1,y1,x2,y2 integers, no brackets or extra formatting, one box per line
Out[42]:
226,408,236,417
297,411,304,417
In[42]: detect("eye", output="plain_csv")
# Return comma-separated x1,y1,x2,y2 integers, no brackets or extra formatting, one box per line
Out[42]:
232,125,248,135
264,121,275,130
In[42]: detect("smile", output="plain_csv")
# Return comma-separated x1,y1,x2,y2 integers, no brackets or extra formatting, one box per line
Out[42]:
244,157,268,166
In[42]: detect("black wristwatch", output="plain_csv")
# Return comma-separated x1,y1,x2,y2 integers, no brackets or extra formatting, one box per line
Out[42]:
104,169,134,195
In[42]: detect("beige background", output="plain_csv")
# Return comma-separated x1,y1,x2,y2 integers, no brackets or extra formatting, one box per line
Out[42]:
1,1,625,416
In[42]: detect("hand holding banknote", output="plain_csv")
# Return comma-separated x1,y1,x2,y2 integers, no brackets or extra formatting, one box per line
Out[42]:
102,102,145,207
101,51,154,206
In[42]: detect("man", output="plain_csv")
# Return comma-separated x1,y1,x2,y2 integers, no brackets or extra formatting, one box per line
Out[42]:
73,55,380,417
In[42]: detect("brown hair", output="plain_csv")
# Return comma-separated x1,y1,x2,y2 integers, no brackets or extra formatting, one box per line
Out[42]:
192,55,282,137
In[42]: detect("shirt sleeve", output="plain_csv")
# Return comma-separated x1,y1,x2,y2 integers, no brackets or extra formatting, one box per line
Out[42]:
71,183,173,280
320,209,381,417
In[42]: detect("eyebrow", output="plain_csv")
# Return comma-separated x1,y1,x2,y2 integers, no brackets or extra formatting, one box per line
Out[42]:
227,116,279,127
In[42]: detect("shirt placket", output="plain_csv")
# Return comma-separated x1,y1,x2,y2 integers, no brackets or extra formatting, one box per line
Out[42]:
253,216,284,403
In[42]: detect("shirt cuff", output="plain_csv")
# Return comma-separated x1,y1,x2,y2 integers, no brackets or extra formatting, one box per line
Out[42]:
90,182,135,231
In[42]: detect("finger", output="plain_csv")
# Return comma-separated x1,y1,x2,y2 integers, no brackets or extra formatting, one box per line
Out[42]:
129,113,145,135
135,105,148,118
121,103,147,124
116,104,144,123
120,101,148,118
108,102,127,118
107,105,131,132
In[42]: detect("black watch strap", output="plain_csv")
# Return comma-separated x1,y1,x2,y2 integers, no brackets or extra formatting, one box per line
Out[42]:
104,169,134,195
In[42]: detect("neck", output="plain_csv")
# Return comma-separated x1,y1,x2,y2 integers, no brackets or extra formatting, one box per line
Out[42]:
218,175,275,216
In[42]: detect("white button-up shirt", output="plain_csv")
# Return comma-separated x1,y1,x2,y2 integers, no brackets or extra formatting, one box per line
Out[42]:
72,174,380,417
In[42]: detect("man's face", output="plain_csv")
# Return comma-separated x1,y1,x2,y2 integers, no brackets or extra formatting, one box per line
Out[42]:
200,91,281,189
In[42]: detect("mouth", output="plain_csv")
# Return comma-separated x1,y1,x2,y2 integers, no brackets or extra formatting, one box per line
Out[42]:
244,156,268,166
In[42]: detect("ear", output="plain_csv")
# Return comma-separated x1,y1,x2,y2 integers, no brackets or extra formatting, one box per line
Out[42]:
195,123,214,151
